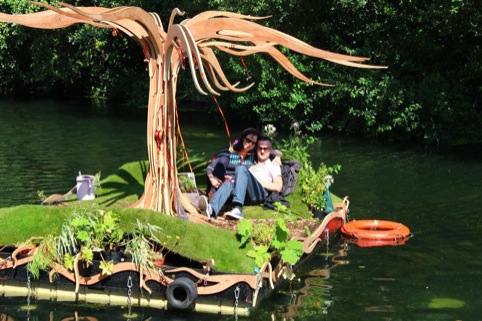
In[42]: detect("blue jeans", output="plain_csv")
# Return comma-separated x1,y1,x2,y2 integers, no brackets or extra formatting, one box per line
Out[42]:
210,166,267,217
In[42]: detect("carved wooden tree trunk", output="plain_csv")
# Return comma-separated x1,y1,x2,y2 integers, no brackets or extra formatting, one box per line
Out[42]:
0,4,385,217
132,47,192,216
133,55,178,214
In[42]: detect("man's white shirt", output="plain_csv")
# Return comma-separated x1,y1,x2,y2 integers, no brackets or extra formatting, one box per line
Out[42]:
249,159,281,183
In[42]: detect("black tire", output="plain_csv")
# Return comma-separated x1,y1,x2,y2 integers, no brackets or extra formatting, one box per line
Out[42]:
166,277,198,310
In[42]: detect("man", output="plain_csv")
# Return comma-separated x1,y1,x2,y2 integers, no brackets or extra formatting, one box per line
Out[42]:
198,136,283,220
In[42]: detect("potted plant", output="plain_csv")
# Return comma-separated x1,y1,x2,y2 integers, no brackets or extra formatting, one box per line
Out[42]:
56,207,125,276
124,219,179,270
25,206,174,278
299,161,341,217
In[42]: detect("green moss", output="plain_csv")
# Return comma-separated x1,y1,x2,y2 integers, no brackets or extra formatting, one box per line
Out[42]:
0,161,256,273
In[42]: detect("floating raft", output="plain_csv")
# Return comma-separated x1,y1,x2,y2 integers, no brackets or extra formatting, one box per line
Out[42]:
0,200,348,316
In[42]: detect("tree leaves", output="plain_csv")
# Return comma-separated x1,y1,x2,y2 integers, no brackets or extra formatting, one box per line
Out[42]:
1,0,480,145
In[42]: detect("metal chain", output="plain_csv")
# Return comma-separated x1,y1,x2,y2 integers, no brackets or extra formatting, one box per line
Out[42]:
234,285,240,320
196,262,212,287
127,274,133,317
325,228,330,248
26,268,31,320
157,267,168,285
195,272,209,286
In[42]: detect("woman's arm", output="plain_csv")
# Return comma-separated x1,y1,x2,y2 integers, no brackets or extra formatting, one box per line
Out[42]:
206,150,230,189
269,149,283,166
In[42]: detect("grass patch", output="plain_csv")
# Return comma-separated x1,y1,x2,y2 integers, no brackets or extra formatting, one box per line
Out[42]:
0,161,258,273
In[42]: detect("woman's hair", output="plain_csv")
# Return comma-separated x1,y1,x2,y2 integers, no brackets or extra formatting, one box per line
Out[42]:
233,127,259,152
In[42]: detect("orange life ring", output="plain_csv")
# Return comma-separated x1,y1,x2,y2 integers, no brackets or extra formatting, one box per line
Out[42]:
341,220,410,240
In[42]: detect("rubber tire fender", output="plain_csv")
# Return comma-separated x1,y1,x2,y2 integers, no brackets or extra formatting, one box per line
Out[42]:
166,277,198,310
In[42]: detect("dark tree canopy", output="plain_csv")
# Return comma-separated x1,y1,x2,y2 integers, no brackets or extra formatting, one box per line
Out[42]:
0,0,480,146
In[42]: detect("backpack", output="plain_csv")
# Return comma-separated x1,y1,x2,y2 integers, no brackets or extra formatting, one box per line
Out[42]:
281,160,301,197
262,159,300,210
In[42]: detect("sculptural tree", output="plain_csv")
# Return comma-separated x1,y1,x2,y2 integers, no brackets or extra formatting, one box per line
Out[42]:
0,2,385,217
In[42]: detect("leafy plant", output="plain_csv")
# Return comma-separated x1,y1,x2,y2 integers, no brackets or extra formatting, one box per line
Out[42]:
25,206,176,278
176,147,207,173
299,162,341,211
178,173,197,193
248,244,271,268
278,122,315,166
237,214,305,268
58,207,124,267
25,207,125,277
99,259,115,275
37,190,46,202
124,219,164,271
26,235,57,280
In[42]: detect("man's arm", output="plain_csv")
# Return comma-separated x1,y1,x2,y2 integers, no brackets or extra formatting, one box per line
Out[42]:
259,175,283,193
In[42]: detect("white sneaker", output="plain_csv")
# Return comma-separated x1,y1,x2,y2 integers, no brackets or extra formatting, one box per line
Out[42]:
225,207,243,220
198,195,213,218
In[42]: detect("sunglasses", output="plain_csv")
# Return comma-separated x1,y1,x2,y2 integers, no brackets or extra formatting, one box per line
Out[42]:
257,147,270,151
244,137,256,145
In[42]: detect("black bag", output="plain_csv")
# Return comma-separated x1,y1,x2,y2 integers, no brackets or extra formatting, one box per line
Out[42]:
281,160,301,197
263,159,301,210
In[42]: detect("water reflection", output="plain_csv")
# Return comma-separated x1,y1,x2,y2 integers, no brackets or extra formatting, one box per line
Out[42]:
0,295,234,321
58,312,100,321
0,301,191,321
0,309,137,321
1,313,13,321
341,234,412,248
268,239,350,320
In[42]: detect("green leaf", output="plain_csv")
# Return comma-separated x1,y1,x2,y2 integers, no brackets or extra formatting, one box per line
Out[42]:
99,260,115,276
81,247,94,264
273,218,289,247
76,230,90,243
63,253,75,271
280,248,299,265
247,245,270,268
280,240,304,265
428,298,465,309
286,239,304,252
236,219,253,246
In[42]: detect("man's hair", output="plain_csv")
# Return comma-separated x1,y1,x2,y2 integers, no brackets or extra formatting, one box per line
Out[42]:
257,135,272,148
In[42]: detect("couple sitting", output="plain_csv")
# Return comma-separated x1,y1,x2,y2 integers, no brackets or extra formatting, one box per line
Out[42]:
198,135,282,220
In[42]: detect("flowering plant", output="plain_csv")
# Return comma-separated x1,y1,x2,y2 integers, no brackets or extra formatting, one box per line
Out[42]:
278,122,314,166
263,124,277,138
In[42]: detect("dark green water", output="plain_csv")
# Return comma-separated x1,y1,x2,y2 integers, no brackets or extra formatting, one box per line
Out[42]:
1,99,481,320
0,99,147,206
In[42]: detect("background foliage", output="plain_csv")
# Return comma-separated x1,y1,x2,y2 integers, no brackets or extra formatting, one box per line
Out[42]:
0,0,480,146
